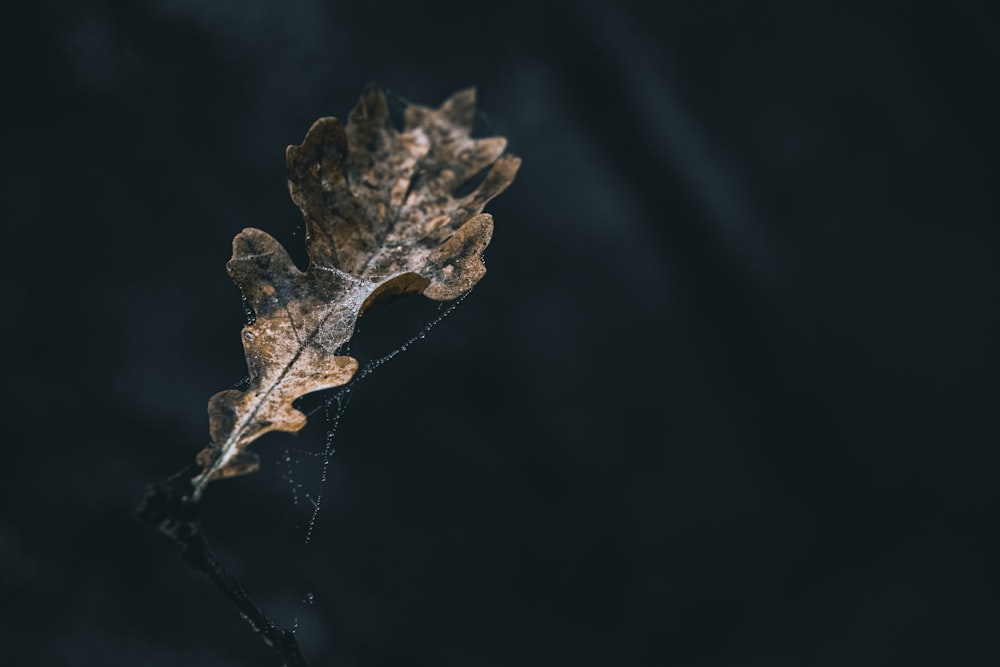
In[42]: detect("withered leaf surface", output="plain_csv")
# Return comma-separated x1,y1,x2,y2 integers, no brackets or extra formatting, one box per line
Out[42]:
191,87,519,499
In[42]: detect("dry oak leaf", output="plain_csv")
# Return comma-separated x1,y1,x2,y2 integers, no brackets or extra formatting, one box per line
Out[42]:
191,87,520,499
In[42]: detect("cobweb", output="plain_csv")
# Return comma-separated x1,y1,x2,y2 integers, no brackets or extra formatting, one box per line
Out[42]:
268,290,472,640
275,88,499,544
238,89,500,640
280,290,470,544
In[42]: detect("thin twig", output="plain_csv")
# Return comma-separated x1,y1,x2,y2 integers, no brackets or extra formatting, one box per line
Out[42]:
136,474,309,667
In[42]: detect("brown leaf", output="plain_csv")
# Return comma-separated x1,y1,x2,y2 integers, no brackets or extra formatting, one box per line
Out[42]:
191,87,520,499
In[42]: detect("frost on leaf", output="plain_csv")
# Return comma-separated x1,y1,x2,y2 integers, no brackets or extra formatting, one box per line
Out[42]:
191,87,520,499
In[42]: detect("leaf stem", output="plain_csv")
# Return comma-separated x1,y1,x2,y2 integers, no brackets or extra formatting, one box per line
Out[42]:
136,474,310,667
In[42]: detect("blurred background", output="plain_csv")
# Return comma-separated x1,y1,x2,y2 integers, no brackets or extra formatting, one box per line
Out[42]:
1,1,997,665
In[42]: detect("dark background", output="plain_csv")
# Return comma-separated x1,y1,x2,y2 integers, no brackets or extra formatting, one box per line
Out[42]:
2,1,997,665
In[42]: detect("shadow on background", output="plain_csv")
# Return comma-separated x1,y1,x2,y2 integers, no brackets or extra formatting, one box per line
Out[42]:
1,1,996,665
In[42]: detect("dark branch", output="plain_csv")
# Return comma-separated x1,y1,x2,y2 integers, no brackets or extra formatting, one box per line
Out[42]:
136,473,310,667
